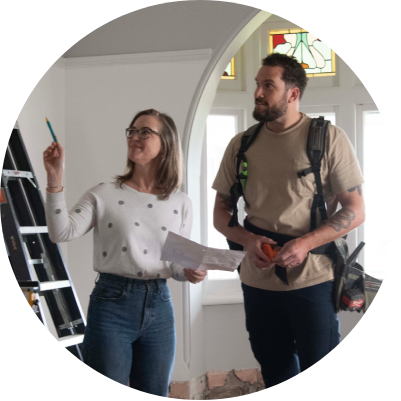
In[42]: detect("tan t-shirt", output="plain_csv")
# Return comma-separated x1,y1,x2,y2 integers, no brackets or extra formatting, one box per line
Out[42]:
212,113,364,291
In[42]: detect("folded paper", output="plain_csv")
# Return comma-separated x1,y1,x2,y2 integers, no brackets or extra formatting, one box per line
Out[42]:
161,231,246,272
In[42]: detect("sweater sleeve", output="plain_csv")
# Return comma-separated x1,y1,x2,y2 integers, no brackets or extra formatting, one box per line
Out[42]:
45,189,96,243
171,196,193,282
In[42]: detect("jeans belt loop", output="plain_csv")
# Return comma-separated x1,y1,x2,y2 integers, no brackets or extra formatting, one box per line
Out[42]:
126,278,132,293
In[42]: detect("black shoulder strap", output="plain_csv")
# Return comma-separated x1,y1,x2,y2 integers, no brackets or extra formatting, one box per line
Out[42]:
228,122,264,227
298,116,331,231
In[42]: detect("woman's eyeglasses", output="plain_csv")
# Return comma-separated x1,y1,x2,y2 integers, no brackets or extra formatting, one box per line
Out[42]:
125,127,160,140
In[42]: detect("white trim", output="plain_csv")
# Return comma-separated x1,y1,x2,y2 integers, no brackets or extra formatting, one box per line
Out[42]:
355,103,378,268
182,282,191,368
203,291,244,306
181,9,269,374
299,105,338,116
63,49,212,68
183,10,271,195
356,104,377,176
201,108,243,300
185,11,272,311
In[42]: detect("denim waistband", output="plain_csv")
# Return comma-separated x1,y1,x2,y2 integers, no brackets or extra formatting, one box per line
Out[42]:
97,272,167,291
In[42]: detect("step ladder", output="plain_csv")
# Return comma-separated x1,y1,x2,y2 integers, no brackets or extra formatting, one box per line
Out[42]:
1,122,86,360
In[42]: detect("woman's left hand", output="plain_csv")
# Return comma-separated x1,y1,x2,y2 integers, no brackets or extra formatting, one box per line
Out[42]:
184,268,207,284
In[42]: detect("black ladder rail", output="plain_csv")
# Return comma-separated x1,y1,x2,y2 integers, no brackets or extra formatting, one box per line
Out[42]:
1,122,86,361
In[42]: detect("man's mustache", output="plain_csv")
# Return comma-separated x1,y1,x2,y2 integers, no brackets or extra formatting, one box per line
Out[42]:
255,100,268,106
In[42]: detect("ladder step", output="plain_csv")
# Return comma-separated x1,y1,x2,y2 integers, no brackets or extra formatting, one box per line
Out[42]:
29,259,43,264
18,280,71,291
20,226,48,234
2,169,34,179
58,334,84,348
40,280,71,291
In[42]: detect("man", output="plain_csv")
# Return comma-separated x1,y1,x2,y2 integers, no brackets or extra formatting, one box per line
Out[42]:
212,53,365,388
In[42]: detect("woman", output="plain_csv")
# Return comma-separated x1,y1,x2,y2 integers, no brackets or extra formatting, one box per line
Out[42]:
43,109,206,396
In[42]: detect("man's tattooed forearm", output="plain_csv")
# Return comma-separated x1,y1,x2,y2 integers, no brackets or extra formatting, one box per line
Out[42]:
328,208,356,232
347,185,362,196
218,193,234,211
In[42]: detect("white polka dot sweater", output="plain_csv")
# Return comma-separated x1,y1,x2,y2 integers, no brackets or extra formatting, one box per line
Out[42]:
45,181,193,281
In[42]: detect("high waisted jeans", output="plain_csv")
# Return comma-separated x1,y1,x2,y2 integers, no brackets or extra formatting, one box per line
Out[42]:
242,281,340,389
82,273,175,397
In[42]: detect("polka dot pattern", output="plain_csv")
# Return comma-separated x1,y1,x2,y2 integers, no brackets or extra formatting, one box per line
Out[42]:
55,209,61,214
77,186,192,281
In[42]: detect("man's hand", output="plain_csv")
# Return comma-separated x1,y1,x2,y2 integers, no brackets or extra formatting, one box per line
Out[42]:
245,235,277,270
184,268,207,284
272,238,310,268
280,185,366,261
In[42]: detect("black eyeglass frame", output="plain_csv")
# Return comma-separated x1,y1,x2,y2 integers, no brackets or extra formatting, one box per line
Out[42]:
125,127,160,140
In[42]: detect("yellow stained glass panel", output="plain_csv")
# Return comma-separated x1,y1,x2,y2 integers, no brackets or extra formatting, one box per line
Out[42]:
221,58,235,80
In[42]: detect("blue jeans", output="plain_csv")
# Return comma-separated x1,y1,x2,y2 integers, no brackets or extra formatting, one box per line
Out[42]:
82,273,175,396
242,281,340,389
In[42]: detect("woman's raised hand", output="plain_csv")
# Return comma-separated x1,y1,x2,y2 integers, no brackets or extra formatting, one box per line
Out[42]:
43,142,64,188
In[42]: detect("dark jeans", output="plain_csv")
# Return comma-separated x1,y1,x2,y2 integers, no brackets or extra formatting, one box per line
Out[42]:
242,281,340,389
83,273,175,397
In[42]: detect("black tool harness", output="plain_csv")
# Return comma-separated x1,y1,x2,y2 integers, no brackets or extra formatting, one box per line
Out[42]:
227,116,334,284
225,117,381,312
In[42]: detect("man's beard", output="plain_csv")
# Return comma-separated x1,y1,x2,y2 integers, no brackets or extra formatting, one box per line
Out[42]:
253,94,288,123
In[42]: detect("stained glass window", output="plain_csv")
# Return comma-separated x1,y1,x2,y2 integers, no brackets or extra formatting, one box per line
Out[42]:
221,58,235,79
269,29,336,77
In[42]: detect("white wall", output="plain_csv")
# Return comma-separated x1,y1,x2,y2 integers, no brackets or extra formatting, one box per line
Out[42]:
17,60,69,260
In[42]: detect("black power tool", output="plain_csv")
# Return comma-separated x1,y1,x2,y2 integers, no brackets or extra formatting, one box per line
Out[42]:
340,288,365,311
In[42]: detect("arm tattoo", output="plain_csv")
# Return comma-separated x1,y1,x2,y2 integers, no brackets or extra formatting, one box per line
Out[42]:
217,193,234,212
347,185,362,196
328,208,356,232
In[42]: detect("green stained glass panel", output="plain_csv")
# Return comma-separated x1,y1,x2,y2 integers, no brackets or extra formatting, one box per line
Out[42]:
270,30,335,77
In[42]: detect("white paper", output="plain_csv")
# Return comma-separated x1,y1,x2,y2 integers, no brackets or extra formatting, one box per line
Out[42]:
160,231,246,272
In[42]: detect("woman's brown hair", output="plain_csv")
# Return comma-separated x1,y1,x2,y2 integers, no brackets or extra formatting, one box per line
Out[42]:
115,109,182,200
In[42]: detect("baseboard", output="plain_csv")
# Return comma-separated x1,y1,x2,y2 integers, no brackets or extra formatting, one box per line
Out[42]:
169,368,264,399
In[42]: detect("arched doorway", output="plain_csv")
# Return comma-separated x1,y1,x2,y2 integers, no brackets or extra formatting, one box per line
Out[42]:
183,10,271,244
